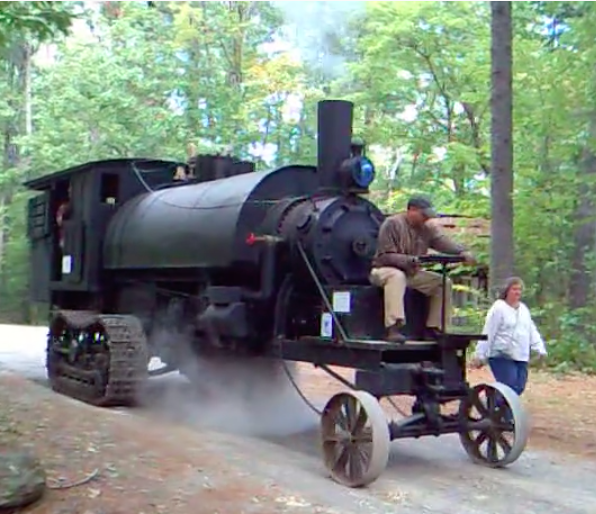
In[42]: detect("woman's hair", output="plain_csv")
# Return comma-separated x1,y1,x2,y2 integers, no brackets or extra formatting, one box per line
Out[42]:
498,276,525,300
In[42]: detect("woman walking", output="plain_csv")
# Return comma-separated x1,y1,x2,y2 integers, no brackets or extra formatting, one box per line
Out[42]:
470,276,548,398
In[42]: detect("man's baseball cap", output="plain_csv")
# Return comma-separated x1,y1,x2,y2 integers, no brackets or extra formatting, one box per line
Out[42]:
407,195,437,218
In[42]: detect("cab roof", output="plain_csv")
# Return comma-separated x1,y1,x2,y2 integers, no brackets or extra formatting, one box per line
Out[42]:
23,158,182,192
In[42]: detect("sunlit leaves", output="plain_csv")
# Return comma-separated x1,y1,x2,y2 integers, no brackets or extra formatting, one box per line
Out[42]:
349,1,493,200
0,1,76,47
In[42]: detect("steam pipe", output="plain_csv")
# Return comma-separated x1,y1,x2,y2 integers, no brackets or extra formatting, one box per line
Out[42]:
317,100,354,191
242,238,278,301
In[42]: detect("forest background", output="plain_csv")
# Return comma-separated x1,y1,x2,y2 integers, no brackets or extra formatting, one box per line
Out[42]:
0,0,595,373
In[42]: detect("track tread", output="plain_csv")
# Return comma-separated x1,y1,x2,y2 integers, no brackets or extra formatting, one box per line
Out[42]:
47,310,149,407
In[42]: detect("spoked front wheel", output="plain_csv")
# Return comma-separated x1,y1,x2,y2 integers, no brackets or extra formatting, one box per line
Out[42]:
320,390,390,488
459,382,529,468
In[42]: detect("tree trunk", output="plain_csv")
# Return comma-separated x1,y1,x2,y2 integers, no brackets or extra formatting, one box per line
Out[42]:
489,1,515,294
0,41,30,314
568,142,596,309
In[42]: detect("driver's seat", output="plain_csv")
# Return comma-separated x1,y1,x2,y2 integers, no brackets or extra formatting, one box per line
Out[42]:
400,288,431,340
368,286,430,341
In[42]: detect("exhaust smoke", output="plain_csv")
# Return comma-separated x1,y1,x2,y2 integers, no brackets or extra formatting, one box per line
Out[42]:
136,324,319,439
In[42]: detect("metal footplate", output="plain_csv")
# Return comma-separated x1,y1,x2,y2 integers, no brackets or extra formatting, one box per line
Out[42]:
47,310,149,407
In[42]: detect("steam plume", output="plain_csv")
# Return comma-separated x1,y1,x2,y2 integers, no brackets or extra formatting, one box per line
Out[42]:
272,1,367,80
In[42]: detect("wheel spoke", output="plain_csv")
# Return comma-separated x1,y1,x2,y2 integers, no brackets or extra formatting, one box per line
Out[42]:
485,388,497,414
344,395,358,431
332,444,350,475
495,405,512,425
495,431,513,455
353,427,373,444
346,445,360,480
489,394,506,423
471,393,489,417
355,441,372,468
474,430,489,449
353,405,368,435
487,436,499,463
333,411,349,432
467,412,483,422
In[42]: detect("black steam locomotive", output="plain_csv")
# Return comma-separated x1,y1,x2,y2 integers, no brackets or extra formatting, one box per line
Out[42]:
24,100,528,487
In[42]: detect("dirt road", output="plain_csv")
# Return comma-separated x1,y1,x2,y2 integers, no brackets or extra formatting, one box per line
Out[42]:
1,323,596,513
1,367,595,514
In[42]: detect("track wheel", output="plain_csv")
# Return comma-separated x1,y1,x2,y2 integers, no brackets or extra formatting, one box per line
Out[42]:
320,390,390,488
47,310,149,407
459,382,529,468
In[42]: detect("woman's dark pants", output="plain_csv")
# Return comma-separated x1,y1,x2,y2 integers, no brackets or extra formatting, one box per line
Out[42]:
488,357,528,422
488,357,529,396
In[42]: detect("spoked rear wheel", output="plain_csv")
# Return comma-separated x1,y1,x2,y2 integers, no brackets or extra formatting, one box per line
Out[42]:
320,390,390,488
459,382,529,468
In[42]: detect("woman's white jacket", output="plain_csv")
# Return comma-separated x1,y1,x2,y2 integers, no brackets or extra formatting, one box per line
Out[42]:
475,299,547,363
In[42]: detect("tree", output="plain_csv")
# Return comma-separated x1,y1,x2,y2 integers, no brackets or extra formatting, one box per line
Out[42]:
0,2,75,46
0,0,595,368
489,1,514,293
0,1,76,318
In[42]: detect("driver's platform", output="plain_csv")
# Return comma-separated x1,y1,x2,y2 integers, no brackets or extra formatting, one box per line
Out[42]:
277,252,487,378
276,332,487,372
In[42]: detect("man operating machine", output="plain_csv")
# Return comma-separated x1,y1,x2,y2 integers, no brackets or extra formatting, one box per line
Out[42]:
370,195,476,343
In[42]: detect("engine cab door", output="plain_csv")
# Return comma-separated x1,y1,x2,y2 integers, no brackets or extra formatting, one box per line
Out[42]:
27,193,52,302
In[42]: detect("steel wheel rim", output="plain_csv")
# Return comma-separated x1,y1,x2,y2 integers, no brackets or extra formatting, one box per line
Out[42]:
459,382,529,468
321,390,390,487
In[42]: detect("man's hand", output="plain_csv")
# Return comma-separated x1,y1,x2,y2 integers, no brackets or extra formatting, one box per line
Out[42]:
409,256,421,274
461,251,476,265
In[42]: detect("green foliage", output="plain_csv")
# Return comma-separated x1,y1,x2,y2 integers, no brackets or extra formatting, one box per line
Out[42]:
0,1,595,373
0,1,76,46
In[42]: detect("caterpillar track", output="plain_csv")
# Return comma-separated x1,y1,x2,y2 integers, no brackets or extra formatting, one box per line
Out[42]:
46,310,149,407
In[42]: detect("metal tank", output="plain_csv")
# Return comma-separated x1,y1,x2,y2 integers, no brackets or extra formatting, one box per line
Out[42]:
103,99,378,274
102,165,318,270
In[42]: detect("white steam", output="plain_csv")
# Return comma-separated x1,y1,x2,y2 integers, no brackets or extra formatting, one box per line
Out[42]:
136,326,319,438
272,1,367,80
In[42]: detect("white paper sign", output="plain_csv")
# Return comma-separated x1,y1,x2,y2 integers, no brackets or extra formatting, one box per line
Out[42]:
320,312,333,338
332,291,351,313
62,255,72,274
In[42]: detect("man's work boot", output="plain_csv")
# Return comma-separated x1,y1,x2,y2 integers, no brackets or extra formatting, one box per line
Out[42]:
386,324,407,343
424,326,445,340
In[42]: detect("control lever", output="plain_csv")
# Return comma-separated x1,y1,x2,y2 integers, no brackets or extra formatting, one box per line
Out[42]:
417,254,467,265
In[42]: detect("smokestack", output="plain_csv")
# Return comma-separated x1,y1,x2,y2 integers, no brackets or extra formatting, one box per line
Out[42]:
317,100,353,190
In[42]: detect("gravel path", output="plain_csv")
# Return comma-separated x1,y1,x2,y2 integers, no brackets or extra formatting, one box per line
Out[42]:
241,417,596,514
1,323,595,513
